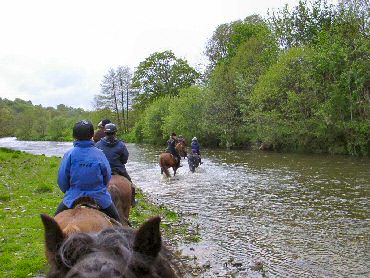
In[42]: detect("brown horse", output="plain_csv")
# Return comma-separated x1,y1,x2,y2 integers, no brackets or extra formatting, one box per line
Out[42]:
52,175,132,237
159,143,186,177
41,215,179,277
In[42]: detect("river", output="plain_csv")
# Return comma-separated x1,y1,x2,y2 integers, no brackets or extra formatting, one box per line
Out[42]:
0,137,369,277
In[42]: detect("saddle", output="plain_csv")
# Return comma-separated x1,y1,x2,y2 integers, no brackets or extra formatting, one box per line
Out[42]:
72,197,129,227
73,197,101,210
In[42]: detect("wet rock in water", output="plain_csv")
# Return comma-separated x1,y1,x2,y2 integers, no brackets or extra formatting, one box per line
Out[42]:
250,260,264,271
231,262,243,268
202,260,211,269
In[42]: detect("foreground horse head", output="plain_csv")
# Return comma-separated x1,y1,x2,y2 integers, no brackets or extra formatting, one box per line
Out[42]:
41,215,178,278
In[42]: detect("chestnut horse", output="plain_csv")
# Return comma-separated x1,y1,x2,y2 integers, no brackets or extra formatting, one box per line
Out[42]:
52,175,132,237
159,143,186,177
41,215,179,277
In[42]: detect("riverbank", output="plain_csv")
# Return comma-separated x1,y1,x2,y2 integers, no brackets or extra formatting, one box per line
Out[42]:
0,148,202,277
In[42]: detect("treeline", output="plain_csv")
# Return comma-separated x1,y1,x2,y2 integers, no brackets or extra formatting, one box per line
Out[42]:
0,98,114,141
1,0,369,156
125,0,369,156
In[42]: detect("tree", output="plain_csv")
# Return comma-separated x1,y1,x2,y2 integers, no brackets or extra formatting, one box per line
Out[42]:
132,50,199,108
116,66,134,132
0,106,14,136
269,0,336,48
204,15,269,72
95,68,122,126
162,87,206,143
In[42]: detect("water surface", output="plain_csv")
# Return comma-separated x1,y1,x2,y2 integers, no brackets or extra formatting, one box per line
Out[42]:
0,137,369,277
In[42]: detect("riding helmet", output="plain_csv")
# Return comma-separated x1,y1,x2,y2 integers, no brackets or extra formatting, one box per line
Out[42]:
101,119,111,127
104,123,117,134
73,120,94,140
192,137,197,141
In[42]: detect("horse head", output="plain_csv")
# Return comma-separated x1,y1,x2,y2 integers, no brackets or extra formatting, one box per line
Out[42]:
175,143,187,158
41,214,178,278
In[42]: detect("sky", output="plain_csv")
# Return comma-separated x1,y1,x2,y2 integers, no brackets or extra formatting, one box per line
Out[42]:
0,0,336,110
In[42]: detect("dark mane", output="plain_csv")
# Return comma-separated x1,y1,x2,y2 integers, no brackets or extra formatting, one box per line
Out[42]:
42,215,179,278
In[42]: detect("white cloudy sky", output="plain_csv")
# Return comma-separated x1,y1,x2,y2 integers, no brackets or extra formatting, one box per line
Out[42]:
0,0,336,110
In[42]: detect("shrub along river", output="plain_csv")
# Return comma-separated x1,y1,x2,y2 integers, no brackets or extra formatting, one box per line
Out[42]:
0,137,369,277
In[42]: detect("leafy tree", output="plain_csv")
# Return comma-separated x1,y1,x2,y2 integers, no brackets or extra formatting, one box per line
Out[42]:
162,87,206,143
269,0,336,48
204,15,270,72
0,106,14,136
140,97,171,144
132,51,199,108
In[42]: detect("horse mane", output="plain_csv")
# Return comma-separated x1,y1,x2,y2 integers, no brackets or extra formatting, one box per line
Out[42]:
48,223,179,277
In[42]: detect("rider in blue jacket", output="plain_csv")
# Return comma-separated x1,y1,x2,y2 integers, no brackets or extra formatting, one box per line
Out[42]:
191,137,202,164
96,123,136,207
55,120,121,222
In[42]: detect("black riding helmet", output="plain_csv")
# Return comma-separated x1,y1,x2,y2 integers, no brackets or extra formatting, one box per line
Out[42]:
104,123,117,135
73,120,94,140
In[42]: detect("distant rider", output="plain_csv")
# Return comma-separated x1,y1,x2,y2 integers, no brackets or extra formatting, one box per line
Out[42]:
95,123,137,207
55,120,121,222
166,132,181,167
177,135,187,157
93,119,111,143
191,137,202,164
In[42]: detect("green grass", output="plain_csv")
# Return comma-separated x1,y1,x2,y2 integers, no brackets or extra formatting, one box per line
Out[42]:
0,148,198,277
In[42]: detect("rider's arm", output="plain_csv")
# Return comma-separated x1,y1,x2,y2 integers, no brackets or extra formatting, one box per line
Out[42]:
57,151,72,193
100,153,112,186
119,142,129,164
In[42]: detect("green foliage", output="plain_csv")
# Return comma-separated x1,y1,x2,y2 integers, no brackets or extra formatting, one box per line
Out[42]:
163,87,206,143
269,0,336,48
140,97,171,144
132,50,199,108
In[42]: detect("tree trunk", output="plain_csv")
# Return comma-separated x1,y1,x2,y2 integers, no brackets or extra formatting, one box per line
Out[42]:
112,81,121,126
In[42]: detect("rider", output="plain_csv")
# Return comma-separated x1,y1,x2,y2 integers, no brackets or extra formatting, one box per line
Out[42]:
191,137,202,164
93,118,111,143
178,135,187,147
95,123,137,207
55,120,121,222
166,132,181,167
177,135,187,157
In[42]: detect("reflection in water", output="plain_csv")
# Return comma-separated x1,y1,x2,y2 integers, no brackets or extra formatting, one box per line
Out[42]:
0,137,369,277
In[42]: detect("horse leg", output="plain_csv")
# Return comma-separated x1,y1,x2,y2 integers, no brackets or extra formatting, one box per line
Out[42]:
161,167,163,174
163,167,171,177
173,167,176,176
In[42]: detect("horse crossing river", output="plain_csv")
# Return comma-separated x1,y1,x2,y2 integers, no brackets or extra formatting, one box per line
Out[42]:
1,137,369,277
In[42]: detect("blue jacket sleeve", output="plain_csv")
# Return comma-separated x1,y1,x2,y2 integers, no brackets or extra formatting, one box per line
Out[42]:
101,153,112,186
57,151,72,193
119,142,129,165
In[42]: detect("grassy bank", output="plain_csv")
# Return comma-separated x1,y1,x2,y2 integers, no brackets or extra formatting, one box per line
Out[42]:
0,148,199,277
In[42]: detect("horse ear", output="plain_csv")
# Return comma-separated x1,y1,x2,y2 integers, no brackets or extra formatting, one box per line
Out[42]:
40,214,64,255
133,216,161,258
